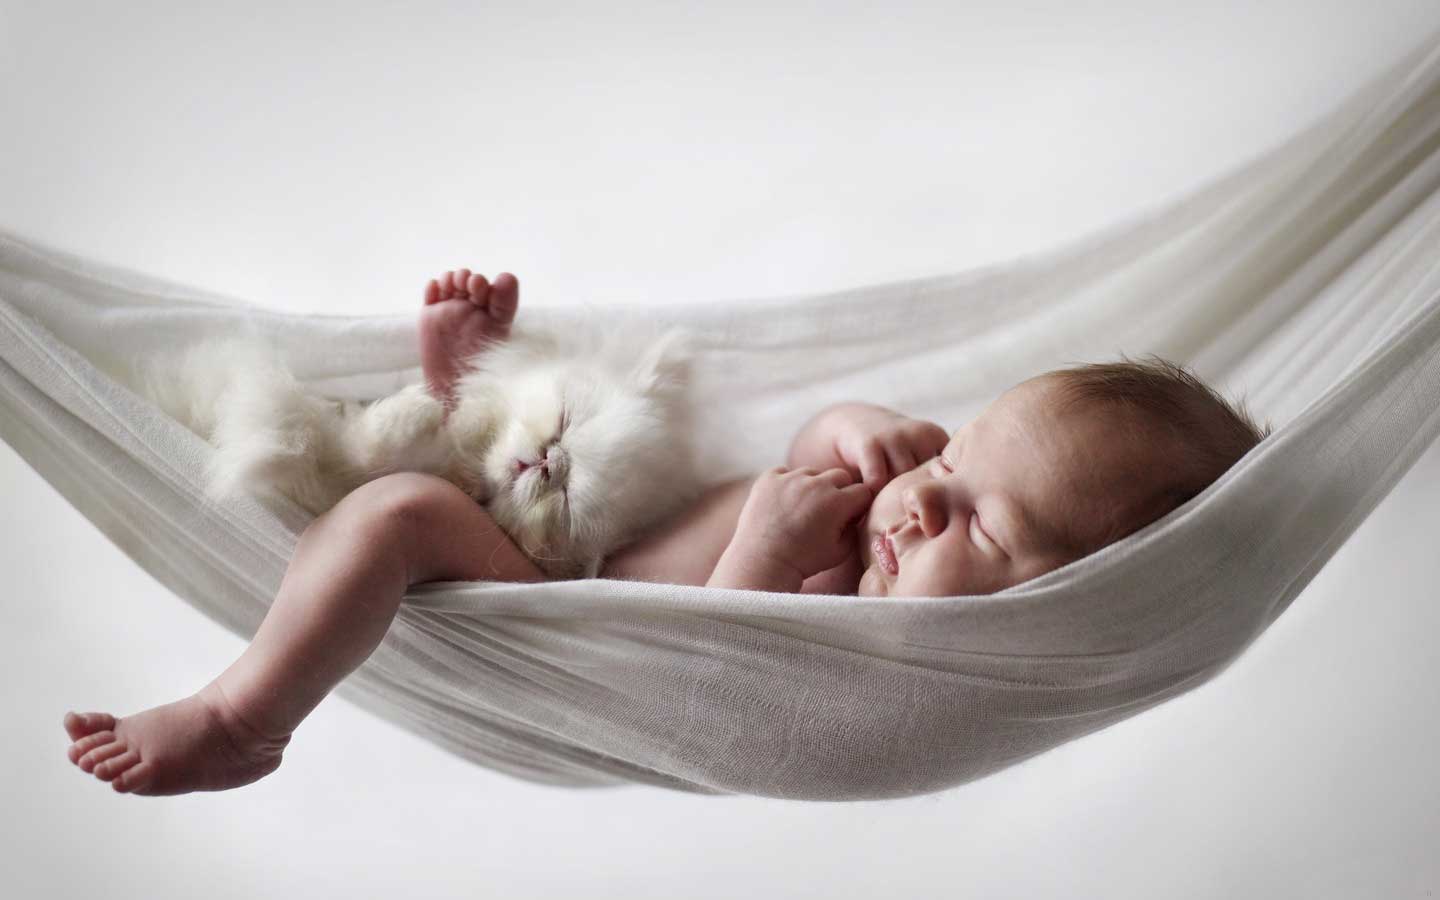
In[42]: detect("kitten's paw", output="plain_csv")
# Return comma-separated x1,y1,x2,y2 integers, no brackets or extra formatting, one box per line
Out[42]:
366,386,444,443
353,385,450,472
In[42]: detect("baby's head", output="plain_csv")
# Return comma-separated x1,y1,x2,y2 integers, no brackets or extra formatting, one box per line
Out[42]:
857,355,1272,597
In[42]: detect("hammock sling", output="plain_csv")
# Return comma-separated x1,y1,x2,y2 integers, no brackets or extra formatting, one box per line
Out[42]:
4,38,1440,802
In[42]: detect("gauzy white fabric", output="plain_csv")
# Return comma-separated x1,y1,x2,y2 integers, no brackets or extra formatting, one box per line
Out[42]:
3,38,1440,801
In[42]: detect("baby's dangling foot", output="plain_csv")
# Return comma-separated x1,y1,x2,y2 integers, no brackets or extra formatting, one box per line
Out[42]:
62,682,291,796
420,268,520,404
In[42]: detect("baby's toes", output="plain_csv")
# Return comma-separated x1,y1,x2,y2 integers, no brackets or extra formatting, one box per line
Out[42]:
63,711,116,741
466,272,490,304
112,760,154,794
489,273,519,323
67,729,116,765
436,271,459,300
77,737,128,773
441,268,474,298
93,749,141,783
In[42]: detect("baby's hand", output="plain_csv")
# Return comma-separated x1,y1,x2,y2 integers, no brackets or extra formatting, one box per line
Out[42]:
734,466,874,579
830,405,950,493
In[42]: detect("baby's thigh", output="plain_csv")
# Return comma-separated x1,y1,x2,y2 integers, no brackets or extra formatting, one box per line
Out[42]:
600,476,755,586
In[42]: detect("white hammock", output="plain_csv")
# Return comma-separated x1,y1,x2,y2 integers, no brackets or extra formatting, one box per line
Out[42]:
3,36,1439,801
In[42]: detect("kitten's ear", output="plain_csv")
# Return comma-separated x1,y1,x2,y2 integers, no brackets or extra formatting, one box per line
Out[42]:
632,327,694,396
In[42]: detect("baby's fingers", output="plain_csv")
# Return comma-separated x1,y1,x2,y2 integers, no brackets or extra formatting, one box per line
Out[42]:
924,422,950,456
839,482,874,519
814,469,871,519
884,444,919,479
856,439,889,491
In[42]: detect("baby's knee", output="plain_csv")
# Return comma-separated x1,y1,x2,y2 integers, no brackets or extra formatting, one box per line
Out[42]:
334,472,468,528
335,472,543,584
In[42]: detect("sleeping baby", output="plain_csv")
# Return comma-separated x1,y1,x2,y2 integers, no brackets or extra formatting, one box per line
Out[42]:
61,267,1270,796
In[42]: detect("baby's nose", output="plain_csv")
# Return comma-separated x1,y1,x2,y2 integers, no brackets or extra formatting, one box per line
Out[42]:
903,485,947,536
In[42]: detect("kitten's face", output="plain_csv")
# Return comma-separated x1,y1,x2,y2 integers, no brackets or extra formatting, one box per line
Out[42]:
480,364,577,567
450,326,694,578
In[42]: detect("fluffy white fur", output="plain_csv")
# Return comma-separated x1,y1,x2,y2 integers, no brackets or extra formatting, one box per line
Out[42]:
135,322,699,579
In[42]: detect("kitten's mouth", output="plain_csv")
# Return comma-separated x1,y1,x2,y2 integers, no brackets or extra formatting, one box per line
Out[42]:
514,466,553,489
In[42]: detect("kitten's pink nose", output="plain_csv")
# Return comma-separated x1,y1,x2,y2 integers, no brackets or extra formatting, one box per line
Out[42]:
515,445,558,478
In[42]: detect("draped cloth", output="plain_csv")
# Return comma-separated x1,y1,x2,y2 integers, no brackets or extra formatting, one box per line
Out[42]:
3,37,1439,800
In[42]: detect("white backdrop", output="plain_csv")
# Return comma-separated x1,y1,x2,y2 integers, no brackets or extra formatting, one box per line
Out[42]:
4,2,1440,897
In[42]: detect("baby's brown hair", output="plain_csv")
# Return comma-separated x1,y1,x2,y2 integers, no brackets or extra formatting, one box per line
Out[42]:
1041,353,1272,549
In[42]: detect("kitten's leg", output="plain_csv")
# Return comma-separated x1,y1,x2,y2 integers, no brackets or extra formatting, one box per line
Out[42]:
343,384,451,481
420,269,520,406
207,365,342,514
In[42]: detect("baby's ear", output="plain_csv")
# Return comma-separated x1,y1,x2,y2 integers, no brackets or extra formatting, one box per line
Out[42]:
632,327,694,396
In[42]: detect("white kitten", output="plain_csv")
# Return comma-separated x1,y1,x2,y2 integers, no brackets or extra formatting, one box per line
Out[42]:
136,322,699,579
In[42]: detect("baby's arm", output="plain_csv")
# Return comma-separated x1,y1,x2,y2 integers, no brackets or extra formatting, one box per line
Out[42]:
788,403,950,492
707,545,807,593
731,408,891,594
706,466,871,592
783,403,949,593
786,403,873,471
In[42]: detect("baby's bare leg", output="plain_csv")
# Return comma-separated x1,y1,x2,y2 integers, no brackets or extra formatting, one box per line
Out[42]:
62,474,543,796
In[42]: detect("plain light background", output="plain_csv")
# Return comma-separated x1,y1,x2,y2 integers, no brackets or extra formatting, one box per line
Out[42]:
4,2,1440,897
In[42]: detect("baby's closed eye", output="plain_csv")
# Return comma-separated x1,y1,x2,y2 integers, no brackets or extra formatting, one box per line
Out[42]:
923,450,1003,555
969,512,996,550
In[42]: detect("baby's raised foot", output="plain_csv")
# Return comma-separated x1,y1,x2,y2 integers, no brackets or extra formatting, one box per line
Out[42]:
420,268,520,405
62,682,290,796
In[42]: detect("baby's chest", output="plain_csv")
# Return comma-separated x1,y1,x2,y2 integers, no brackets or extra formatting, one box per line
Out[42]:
602,475,862,595
600,477,755,586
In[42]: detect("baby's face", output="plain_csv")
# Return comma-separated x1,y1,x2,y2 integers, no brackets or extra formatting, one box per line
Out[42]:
856,378,1150,597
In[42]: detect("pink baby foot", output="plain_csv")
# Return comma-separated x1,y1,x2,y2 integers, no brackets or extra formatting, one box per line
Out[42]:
419,268,520,405
62,682,290,796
